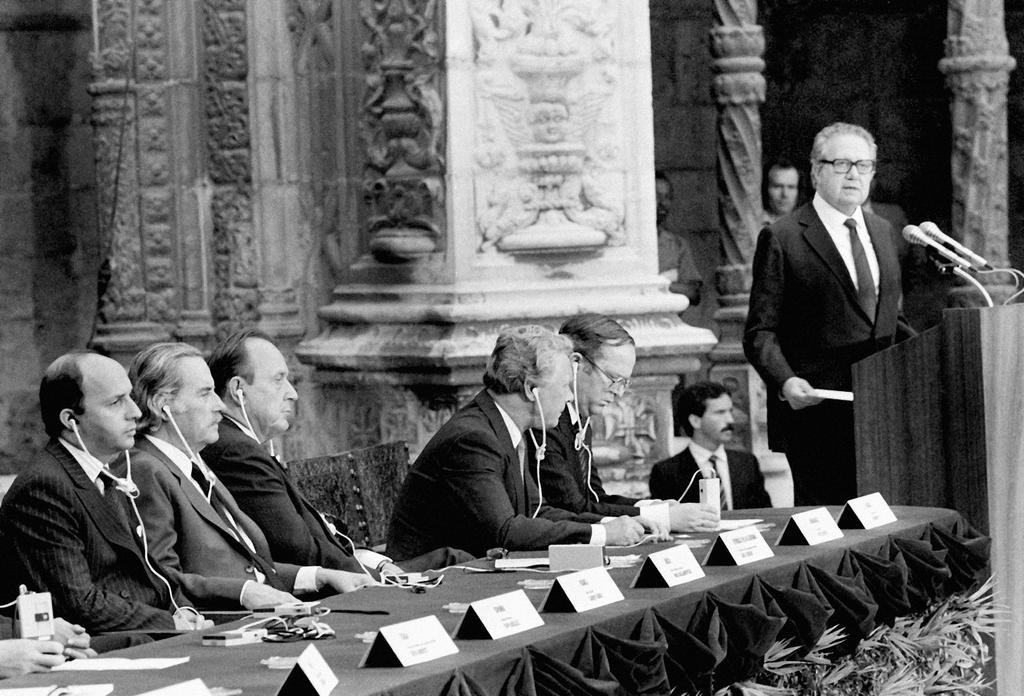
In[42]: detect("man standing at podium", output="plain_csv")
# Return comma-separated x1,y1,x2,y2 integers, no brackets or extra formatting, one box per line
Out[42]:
744,122,908,505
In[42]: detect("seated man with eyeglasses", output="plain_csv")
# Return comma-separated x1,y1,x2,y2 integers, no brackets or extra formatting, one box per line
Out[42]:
525,315,719,533
744,121,913,506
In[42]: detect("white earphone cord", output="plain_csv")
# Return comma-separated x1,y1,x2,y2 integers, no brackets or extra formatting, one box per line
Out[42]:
570,358,600,503
163,407,214,503
527,389,546,519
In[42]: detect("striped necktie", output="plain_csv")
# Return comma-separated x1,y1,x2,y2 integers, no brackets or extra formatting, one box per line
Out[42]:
844,217,877,322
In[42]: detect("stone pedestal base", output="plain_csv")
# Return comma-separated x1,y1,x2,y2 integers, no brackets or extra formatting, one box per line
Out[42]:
297,280,716,464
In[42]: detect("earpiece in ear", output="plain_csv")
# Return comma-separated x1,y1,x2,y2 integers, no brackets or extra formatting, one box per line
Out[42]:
162,405,173,417
235,388,245,403
531,387,539,399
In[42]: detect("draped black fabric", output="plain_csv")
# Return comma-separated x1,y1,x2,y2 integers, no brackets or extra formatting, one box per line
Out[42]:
591,611,670,696
654,603,725,696
706,593,786,685
929,520,990,592
521,646,622,696
444,669,490,696
850,545,912,625
890,535,951,611
745,574,831,655
796,560,878,656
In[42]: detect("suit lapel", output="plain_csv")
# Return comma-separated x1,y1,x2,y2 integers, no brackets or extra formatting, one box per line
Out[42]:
801,206,876,327
136,438,252,553
474,391,526,515
865,213,899,313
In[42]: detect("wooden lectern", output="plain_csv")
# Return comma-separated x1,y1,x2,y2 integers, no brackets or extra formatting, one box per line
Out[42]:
853,304,1024,692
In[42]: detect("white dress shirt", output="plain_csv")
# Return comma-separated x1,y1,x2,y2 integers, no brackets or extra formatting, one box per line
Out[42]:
687,441,733,511
812,193,880,294
58,437,107,494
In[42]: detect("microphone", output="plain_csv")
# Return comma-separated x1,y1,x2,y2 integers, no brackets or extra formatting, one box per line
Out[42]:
902,225,974,269
919,221,992,270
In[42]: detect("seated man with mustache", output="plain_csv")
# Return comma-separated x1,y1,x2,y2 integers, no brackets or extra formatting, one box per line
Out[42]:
649,381,772,509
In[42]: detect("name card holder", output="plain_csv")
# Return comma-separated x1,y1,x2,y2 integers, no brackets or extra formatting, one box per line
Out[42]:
139,679,212,696
540,567,624,613
361,615,459,668
837,492,897,530
454,589,544,640
631,545,705,588
278,644,338,696
703,525,774,566
776,507,844,546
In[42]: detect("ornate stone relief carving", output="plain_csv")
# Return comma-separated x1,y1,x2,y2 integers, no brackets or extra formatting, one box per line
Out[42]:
359,0,445,263
471,0,625,254
592,391,660,462
940,0,1015,304
203,0,259,334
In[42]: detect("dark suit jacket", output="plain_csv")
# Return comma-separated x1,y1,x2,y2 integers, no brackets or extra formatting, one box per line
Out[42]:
743,202,903,449
0,440,176,632
528,408,640,517
648,447,772,509
201,420,363,573
119,437,300,610
386,391,601,560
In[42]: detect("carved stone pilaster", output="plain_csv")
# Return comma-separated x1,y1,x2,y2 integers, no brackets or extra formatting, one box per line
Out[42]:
471,0,625,254
708,0,766,455
358,0,445,263
89,0,173,361
939,0,1016,307
203,0,259,337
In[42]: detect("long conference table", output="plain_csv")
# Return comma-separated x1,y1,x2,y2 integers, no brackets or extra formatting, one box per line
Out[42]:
0,506,988,695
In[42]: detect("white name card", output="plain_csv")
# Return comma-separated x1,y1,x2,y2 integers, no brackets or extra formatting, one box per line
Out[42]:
360,615,459,668
704,525,774,566
453,589,544,640
540,567,624,613
777,507,844,546
277,644,338,696
138,680,211,696
838,492,898,530
631,544,705,588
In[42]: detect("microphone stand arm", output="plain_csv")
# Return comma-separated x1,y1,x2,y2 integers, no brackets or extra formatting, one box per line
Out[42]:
951,266,994,307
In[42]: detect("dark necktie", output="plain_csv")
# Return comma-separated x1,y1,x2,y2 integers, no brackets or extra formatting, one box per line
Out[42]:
844,217,877,323
708,454,729,511
103,482,132,530
189,466,212,500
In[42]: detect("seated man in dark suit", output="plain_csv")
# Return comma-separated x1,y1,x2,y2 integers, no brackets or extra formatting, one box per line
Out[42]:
528,314,718,533
122,343,371,611
387,325,648,560
202,329,470,575
0,352,206,634
649,381,771,509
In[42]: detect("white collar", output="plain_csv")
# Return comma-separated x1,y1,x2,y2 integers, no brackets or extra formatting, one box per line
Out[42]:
567,401,582,426
144,433,197,477
58,437,107,486
812,192,866,231
223,413,260,444
492,400,523,449
688,439,726,466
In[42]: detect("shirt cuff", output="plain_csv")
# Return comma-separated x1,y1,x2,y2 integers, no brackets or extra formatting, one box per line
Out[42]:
589,524,607,546
354,549,391,570
633,499,655,507
294,566,321,594
239,579,256,606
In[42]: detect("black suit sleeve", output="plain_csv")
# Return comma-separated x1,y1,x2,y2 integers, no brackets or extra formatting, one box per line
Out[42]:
744,226,797,389
648,461,672,501
441,430,593,551
2,476,174,632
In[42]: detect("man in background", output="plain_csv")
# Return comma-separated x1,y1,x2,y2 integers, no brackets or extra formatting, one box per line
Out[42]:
763,158,801,225
649,381,771,509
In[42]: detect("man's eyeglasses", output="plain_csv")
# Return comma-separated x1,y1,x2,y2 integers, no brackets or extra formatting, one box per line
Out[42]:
581,354,630,393
817,159,876,175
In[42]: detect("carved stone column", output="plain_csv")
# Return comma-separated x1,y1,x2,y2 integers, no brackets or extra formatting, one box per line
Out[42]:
247,0,306,341
939,0,1016,307
298,0,715,471
706,0,770,459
